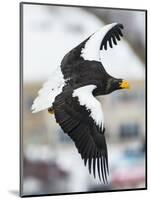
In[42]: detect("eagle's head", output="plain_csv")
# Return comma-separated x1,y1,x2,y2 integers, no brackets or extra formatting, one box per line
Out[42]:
71,60,130,96
81,61,131,96
104,78,130,94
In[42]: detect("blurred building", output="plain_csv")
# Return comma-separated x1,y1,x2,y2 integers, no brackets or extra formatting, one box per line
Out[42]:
101,80,145,143
23,83,70,195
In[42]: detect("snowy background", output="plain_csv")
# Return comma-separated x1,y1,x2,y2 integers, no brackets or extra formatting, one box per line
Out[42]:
21,4,146,196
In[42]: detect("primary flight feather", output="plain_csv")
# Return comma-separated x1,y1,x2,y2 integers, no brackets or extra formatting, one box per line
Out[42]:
31,23,130,183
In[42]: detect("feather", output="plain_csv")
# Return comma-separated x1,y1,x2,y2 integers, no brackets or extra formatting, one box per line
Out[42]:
101,156,105,183
97,152,101,181
102,156,107,183
31,66,65,113
92,148,97,178
53,83,109,183
112,35,117,45
72,85,104,129
108,38,113,48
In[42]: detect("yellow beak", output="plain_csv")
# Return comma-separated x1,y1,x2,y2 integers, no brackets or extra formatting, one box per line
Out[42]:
120,80,130,90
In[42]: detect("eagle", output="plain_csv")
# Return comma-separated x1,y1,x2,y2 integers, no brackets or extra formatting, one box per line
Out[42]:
31,23,130,183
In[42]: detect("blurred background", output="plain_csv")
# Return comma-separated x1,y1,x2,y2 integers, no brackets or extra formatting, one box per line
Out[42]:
22,3,146,196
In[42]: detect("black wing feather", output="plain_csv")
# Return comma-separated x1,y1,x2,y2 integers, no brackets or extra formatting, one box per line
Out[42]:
97,152,101,181
93,148,97,178
112,35,117,45
100,156,105,183
84,140,93,166
53,90,109,183
108,37,113,48
100,23,124,50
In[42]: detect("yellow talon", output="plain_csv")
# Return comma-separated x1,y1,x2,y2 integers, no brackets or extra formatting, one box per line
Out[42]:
48,107,54,114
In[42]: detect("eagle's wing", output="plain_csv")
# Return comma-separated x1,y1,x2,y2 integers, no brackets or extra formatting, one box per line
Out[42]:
53,85,108,183
81,23,124,61
61,23,124,66
99,23,124,50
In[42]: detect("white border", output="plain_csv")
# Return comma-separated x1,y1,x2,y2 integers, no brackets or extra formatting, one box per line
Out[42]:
0,0,149,199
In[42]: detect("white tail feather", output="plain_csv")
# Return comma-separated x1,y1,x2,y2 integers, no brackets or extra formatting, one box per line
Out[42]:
31,66,65,113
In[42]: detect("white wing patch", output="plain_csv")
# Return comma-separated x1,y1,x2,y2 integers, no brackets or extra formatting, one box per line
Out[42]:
81,23,117,61
31,66,65,113
72,85,104,130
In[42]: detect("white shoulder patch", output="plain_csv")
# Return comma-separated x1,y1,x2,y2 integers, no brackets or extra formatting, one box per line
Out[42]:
72,85,104,130
31,66,65,113
81,23,117,61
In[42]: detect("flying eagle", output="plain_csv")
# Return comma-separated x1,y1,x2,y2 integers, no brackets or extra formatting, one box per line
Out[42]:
31,23,130,183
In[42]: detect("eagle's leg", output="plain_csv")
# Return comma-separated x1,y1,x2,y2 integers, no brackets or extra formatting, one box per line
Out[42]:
48,107,54,114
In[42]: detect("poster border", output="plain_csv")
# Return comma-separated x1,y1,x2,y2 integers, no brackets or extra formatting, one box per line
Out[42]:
19,1,147,197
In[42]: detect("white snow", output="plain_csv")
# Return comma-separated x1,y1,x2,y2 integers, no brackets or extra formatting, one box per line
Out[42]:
81,23,117,61
31,66,65,113
72,85,104,129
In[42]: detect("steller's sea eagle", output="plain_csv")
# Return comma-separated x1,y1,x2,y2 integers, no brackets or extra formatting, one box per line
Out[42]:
31,23,130,183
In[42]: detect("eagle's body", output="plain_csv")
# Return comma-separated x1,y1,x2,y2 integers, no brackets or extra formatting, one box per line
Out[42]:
31,23,130,183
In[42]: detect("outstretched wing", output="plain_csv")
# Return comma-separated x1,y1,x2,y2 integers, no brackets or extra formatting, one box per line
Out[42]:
53,85,109,183
61,23,124,67
100,23,124,50
81,23,124,61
